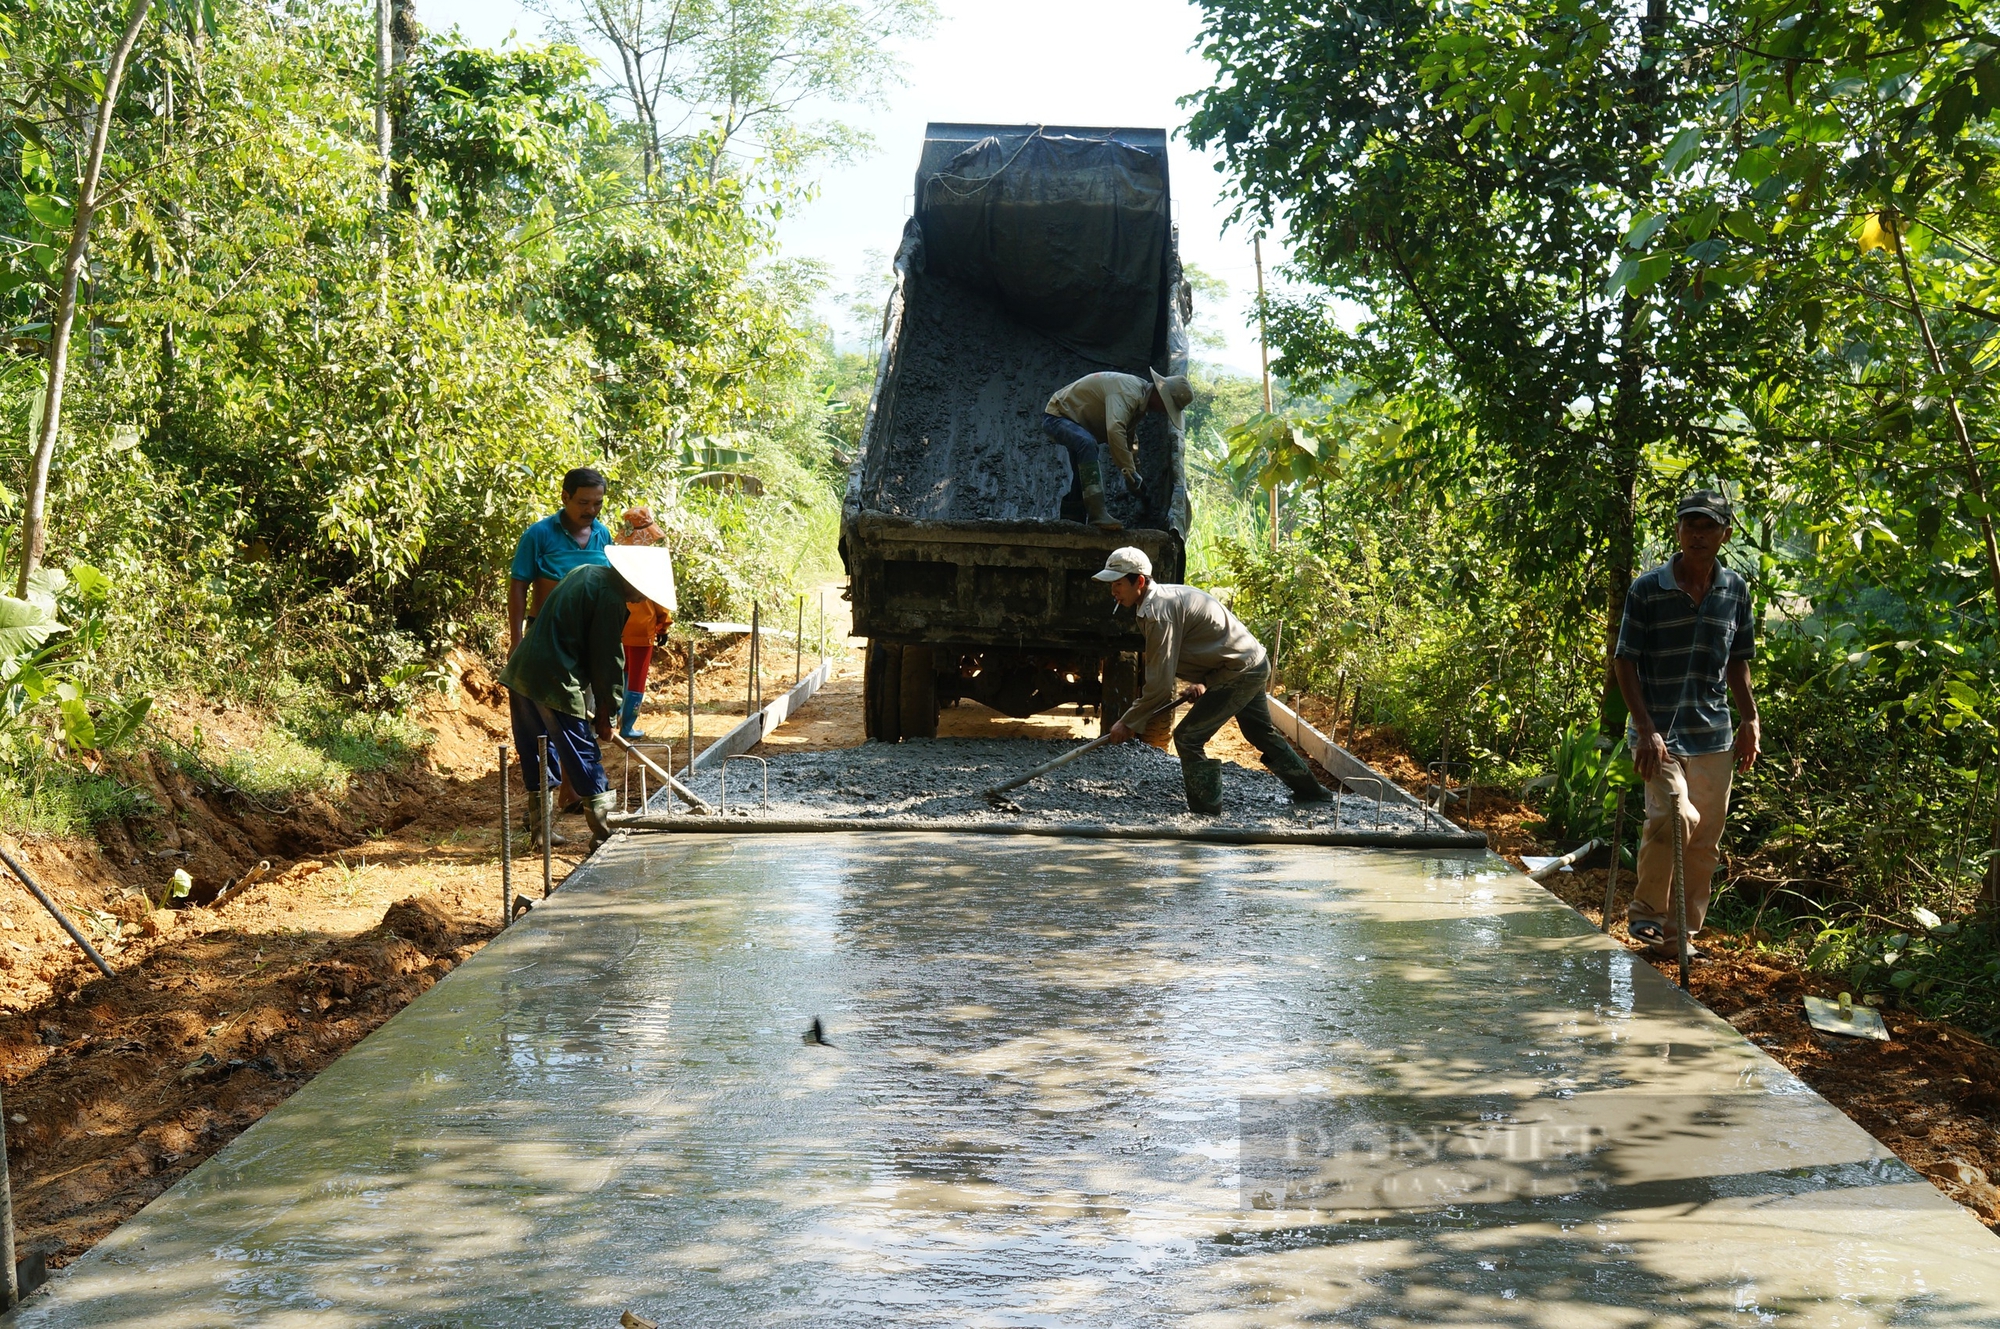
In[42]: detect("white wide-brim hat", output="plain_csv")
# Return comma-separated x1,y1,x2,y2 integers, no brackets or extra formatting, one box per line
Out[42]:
1150,368,1191,430
606,545,678,612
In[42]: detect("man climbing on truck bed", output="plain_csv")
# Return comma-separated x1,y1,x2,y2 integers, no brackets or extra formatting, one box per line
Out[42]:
1093,546,1331,813
1043,369,1193,530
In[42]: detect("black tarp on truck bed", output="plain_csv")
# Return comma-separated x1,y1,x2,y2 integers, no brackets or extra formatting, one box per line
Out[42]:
852,125,1187,533
918,127,1170,370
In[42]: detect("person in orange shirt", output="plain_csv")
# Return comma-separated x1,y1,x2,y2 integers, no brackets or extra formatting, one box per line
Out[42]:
615,508,675,740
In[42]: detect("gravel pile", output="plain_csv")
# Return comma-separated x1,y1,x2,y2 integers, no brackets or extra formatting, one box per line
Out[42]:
658,738,1439,836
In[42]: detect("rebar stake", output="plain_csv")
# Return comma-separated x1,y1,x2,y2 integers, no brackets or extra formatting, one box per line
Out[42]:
539,735,553,902
1601,787,1626,933
1349,685,1365,747
1670,782,1690,988
749,601,760,716
499,743,512,927
795,596,803,685
1434,729,1452,826
0,846,115,978
686,640,696,776
0,1086,16,1310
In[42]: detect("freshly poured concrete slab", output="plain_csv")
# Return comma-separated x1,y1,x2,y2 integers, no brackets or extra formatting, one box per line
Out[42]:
15,834,1999,1327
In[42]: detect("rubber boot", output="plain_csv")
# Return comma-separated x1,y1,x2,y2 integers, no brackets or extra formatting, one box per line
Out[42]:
619,689,649,740
525,793,570,848
1278,769,1333,804
1078,458,1122,532
1181,757,1223,815
1262,744,1332,803
583,791,620,847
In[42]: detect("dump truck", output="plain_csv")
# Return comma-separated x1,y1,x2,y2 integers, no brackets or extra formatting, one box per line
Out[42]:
841,123,1194,741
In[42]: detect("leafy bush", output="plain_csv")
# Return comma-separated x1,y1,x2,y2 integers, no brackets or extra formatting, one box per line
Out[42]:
1728,618,1995,917
1802,909,2000,1038
1206,496,1599,784
1526,724,1638,845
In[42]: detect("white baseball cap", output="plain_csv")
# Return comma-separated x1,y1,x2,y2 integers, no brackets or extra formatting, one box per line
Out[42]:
1091,546,1153,582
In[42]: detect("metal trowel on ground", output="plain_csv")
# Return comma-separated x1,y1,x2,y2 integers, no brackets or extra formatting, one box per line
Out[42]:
1802,993,1889,1041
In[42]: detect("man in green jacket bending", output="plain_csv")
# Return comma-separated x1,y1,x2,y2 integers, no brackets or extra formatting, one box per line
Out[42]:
499,546,676,847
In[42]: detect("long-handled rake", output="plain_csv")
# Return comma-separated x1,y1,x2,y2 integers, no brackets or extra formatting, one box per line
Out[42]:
981,689,1199,805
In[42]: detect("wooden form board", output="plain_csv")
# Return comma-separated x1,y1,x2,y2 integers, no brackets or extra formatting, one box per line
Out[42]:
688,659,833,776
1265,693,1427,810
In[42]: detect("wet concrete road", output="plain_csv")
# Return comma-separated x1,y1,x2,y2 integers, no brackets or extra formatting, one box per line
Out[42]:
14,833,2000,1326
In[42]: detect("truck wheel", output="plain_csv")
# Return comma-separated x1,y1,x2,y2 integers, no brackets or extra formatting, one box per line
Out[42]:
1099,653,1138,737
899,646,938,738
865,642,902,742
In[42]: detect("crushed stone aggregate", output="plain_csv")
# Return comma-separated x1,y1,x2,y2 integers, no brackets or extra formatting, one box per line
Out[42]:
864,272,1178,527
661,738,1438,835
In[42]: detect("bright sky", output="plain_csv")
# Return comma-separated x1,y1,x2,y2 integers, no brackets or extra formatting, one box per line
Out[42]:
423,0,1276,374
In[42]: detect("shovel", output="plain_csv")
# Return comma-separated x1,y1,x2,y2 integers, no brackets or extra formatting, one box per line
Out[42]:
982,689,1199,804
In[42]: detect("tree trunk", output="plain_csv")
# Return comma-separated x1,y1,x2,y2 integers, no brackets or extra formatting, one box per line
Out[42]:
1882,211,2000,911
1602,419,1638,732
18,0,153,599
1600,0,1669,733
591,0,663,186
375,0,392,208
390,0,418,206
1885,212,2000,629
1986,786,1999,911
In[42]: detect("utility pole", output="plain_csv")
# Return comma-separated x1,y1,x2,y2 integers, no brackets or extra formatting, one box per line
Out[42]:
1255,234,1276,552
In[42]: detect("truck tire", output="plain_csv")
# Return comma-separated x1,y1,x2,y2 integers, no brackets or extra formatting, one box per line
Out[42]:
1099,653,1138,737
865,642,903,742
899,646,938,738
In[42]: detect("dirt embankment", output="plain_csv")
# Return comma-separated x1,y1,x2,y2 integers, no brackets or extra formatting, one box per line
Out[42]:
0,654,526,1270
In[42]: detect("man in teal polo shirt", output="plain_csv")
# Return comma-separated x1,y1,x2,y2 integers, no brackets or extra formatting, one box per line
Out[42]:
1612,489,1761,957
508,467,614,650
506,468,614,843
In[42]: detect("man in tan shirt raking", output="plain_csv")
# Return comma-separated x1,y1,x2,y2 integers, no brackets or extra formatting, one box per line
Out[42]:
1093,546,1331,813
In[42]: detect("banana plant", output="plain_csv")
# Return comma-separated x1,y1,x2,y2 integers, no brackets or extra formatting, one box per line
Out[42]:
0,562,149,760
1221,398,1409,495
1525,722,1639,844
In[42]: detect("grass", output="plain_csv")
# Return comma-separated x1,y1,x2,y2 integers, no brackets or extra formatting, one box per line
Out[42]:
0,676,433,838
201,700,429,801
0,764,157,837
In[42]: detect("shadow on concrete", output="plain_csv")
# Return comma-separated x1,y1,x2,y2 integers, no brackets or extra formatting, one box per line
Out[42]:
12,836,1998,1326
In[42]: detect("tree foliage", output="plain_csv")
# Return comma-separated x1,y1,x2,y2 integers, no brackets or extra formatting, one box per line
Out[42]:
1189,0,2000,988
0,0,854,762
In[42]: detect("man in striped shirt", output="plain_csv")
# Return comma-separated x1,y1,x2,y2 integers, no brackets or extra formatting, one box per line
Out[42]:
1612,490,1761,956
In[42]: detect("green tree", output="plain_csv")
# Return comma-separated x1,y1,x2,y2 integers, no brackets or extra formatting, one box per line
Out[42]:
529,0,936,183
12,0,156,597
1185,0,1808,723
